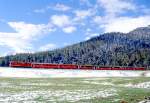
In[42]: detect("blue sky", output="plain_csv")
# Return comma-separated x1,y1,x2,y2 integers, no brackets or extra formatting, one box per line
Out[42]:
0,0,150,56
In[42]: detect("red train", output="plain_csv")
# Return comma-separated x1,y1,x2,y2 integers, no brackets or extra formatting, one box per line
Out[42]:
9,61,146,70
9,61,32,68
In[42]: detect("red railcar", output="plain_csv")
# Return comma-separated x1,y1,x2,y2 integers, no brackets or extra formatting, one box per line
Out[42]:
31,63,59,69
10,61,31,68
31,63,78,69
95,67,145,70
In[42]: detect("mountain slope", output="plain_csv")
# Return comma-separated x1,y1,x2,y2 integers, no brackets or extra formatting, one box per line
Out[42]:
0,26,150,68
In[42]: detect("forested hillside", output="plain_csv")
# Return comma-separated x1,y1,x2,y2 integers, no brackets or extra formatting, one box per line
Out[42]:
0,26,150,68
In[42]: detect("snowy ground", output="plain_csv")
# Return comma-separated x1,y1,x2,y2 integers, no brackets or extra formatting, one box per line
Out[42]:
0,67,150,78
0,77,150,103
0,67,150,103
0,89,117,102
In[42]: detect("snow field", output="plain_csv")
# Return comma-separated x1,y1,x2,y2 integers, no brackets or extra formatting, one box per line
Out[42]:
0,67,150,78
0,77,149,102
0,89,117,103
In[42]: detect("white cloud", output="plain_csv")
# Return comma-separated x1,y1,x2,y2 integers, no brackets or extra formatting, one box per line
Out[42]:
0,32,32,53
50,15,77,33
8,22,53,40
0,21,55,54
93,0,150,33
102,16,150,33
51,15,71,27
39,43,57,51
97,0,136,16
62,26,76,33
93,15,150,33
53,3,71,11
34,3,71,14
74,9,93,21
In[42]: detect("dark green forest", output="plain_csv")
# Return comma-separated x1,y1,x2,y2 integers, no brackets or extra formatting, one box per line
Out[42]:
0,26,150,69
